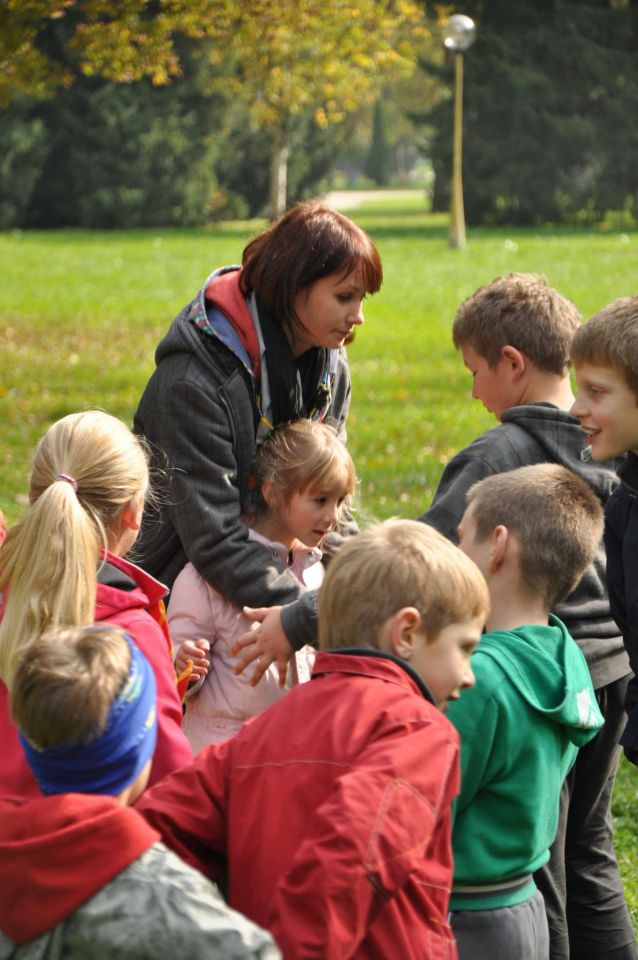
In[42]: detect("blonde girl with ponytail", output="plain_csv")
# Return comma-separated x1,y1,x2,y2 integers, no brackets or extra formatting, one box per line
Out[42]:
0,411,191,799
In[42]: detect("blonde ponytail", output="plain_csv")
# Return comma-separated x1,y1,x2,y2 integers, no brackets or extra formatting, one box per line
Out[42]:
0,411,149,688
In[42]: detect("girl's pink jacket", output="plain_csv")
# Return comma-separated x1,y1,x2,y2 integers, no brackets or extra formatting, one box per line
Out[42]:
168,530,322,751
0,552,191,799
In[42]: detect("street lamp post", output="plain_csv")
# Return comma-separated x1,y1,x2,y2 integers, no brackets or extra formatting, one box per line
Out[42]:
443,14,476,249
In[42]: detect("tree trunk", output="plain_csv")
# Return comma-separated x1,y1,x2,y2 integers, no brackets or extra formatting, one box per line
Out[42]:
269,128,289,219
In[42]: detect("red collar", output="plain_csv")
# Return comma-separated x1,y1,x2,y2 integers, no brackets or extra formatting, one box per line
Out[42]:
204,269,261,382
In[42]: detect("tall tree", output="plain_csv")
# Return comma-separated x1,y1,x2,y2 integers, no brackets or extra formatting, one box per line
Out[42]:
1,1,432,217
0,16,232,229
0,16,370,227
365,98,393,186
202,1,431,215
420,0,638,225
0,0,183,102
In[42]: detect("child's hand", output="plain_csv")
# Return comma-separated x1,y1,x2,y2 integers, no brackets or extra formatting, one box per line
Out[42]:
175,638,210,679
231,607,293,688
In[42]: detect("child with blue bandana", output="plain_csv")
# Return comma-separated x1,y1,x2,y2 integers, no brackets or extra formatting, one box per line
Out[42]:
0,624,280,960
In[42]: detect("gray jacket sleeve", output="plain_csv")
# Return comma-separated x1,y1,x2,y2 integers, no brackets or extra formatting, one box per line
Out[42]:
66,843,281,959
281,589,319,650
418,447,498,543
0,844,281,960
142,369,306,609
327,361,358,543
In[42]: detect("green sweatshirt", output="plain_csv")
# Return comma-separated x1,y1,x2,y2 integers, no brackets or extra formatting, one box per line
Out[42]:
447,615,603,911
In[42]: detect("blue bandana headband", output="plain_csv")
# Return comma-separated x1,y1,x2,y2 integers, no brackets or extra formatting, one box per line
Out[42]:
20,634,157,797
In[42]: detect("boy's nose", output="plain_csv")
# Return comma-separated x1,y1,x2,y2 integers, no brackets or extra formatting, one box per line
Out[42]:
462,665,476,690
570,396,585,419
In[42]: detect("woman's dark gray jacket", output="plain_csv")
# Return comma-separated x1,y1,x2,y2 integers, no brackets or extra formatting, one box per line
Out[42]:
133,274,351,638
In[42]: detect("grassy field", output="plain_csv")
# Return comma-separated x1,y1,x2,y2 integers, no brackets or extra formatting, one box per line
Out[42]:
1,198,637,925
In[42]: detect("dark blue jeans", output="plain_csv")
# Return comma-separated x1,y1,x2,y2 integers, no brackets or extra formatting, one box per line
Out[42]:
534,674,637,960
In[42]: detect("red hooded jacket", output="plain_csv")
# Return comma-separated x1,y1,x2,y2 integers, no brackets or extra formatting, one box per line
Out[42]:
0,793,159,943
0,553,191,799
138,650,460,960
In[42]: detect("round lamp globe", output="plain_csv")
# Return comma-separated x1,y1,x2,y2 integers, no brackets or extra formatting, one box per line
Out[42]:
443,14,477,53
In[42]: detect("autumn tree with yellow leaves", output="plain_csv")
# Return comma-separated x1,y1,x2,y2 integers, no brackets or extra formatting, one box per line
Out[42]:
1,0,431,216
202,1,430,214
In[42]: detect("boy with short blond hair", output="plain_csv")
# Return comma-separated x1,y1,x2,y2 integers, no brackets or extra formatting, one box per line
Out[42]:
449,464,604,960
419,273,634,960
0,625,280,960
138,520,490,960
318,518,489,655
571,295,638,768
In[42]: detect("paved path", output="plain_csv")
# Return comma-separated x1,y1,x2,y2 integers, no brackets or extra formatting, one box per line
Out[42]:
322,189,424,210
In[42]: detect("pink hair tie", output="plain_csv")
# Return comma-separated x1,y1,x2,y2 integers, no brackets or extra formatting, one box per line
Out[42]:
56,474,78,492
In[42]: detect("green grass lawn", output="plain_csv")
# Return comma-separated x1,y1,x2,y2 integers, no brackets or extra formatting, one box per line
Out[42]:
1,198,637,926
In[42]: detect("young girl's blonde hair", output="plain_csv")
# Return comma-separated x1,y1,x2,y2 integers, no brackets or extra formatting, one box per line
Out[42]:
0,411,149,687
250,419,356,517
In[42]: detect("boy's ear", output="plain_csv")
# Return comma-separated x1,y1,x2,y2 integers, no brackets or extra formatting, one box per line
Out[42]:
488,524,509,573
500,345,526,381
388,607,423,659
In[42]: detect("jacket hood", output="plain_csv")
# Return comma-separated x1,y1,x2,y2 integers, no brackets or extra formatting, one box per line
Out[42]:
95,552,167,621
502,403,618,501
204,267,260,379
0,793,159,943
154,266,256,378
477,615,603,746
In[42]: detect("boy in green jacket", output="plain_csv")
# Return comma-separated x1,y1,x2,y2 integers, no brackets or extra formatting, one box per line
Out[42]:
448,464,605,960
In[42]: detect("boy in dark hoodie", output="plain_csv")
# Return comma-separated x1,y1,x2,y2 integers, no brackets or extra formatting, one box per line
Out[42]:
571,296,638,762
0,625,279,960
449,464,604,959
419,273,635,960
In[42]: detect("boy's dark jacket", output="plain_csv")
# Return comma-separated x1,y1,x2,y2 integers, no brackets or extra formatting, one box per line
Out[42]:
605,451,638,760
0,794,279,959
420,402,627,688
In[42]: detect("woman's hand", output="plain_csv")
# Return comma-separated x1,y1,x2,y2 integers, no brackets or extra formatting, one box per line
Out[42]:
231,606,294,688
175,638,211,679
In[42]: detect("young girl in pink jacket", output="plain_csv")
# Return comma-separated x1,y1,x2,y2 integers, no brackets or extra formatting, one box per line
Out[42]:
169,420,356,751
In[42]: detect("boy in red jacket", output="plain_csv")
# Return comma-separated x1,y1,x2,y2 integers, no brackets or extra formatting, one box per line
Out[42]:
138,519,490,959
